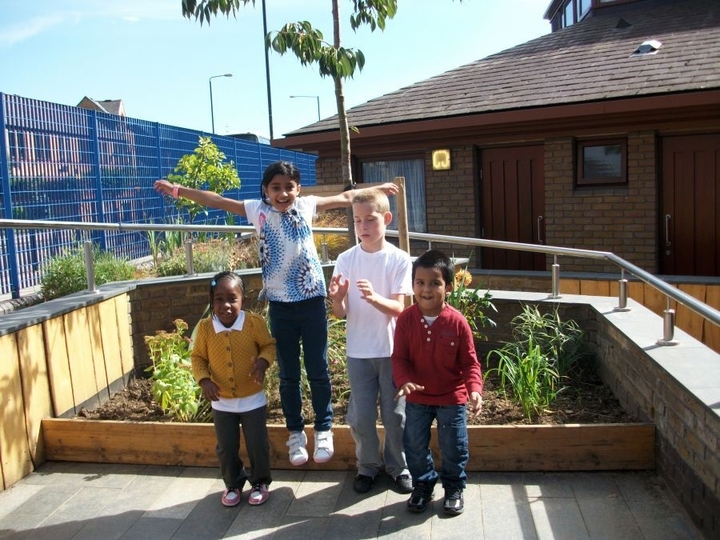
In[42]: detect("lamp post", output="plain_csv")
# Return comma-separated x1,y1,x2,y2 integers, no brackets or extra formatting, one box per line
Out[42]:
209,73,233,133
289,95,321,122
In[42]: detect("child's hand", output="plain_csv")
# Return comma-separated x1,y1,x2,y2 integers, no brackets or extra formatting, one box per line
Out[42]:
395,382,425,400
468,392,483,418
250,357,269,385
377,182,400,196
154,179,173,196
328,274,349,300
356,279,376,302
199,378,221,401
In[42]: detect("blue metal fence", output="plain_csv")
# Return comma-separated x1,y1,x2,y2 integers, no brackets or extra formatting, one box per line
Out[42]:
0,93,317,299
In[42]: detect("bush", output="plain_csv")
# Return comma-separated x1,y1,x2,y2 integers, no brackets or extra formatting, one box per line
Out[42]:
41,244,134,300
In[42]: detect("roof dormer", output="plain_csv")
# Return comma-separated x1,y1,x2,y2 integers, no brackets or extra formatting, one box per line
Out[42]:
544,0,642,32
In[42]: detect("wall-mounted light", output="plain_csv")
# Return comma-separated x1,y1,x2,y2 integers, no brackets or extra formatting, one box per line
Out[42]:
432,149,451,171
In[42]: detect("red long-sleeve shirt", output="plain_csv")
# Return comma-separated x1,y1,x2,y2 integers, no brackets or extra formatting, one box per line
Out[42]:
392,303,482,406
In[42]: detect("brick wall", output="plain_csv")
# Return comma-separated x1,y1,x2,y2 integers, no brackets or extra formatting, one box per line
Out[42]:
129,273,265,371
481,295,720,540
544,132,658,273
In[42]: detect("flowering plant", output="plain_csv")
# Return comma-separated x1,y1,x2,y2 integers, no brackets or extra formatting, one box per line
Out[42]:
446,261,496,341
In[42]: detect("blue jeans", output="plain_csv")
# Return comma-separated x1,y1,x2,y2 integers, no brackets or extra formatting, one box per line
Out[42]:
403,402,469,490
269,296,332,432
346,356,408,478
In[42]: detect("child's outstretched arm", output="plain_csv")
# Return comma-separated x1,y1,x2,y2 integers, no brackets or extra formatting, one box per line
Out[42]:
154,179,247,217
315,182,400,212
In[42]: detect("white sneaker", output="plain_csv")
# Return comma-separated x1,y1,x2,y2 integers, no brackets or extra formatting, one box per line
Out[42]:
287,431,308,466
313,430,334,463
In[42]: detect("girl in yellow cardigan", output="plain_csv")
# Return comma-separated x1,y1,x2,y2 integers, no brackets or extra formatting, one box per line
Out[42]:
191,271,276,507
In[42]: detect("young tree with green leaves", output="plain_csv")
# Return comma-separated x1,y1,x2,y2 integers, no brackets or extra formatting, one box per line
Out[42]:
167,136,240,222
181,0,397,188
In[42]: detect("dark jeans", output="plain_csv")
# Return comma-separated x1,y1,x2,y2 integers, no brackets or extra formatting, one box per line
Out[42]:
213,406,271,488
269,296,332,432
403,402,469,490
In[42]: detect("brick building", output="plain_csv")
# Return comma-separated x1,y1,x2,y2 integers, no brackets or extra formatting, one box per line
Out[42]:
275,0,720,277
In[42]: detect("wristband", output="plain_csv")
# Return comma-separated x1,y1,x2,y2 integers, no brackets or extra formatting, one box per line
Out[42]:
172,184,180,199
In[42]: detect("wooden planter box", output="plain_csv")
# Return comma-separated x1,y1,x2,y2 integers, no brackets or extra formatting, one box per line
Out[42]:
41,420,655,471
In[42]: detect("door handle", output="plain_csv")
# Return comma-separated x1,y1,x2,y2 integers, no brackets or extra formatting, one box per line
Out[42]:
537,215,544,244
665,214,671,247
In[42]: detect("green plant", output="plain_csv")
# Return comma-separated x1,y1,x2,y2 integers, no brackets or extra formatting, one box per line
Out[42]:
486,304,585,419
166,136,240,223
41,244,135,300
446,263,496,341
144,319,211,422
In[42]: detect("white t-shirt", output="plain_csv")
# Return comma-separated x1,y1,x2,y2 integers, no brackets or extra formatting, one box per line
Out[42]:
244,197,326,302
333,242,412,358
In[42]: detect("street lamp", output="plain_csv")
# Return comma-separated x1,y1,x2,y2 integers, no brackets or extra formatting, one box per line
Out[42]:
209,73,233,134
289,95,321,122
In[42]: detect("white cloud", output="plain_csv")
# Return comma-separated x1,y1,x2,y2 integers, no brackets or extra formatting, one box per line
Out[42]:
0,13,73,47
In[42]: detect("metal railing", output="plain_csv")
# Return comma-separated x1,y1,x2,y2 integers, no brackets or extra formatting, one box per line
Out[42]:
2,218,720,346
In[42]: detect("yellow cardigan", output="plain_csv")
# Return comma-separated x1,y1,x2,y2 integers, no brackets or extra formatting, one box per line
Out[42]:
191,312,276,399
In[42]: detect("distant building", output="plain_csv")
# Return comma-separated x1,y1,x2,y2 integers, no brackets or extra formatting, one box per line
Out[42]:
275,0,720,277
77,97,126,116
228,132,271,145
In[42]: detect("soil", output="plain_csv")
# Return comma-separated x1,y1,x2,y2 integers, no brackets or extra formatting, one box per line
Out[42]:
78,368,635,426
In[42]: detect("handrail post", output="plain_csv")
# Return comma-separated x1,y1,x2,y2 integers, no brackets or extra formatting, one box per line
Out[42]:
83,240,98,293
657,298,678,346
184,237,195,276
550,255,560,298
615,270,630,311
321,233,329,263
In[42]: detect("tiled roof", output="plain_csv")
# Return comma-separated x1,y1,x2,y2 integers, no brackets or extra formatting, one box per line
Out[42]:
287,0,720,136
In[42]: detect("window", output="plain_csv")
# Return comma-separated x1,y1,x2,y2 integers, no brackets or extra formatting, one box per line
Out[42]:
361,158,426,232
576,139,627,186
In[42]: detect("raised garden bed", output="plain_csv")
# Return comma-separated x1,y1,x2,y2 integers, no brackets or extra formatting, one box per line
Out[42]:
41,419,654,471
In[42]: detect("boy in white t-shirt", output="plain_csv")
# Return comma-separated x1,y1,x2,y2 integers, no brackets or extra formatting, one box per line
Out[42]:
328,188,413,494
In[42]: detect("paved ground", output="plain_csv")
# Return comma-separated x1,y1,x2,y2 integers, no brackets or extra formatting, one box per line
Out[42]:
0,461,702,540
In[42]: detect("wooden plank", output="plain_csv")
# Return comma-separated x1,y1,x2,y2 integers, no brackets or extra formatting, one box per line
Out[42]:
42,420,655,472
628,281,645,305
0,334,33,490
63,309,99,407
88,304,110,401
99,299,123,386
17,325,53,466
114,295,135,377
643,282,668,316
559,279,580,295
676,284,706,342
465,423,655,471
579,280,610,297
43,317,75,416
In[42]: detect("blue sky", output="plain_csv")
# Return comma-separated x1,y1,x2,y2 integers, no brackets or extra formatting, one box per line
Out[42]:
0,0,550,140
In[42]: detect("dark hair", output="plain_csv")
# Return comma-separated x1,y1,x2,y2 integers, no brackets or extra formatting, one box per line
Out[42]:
209,271,244,302
412,249,454,286
260,161,301,203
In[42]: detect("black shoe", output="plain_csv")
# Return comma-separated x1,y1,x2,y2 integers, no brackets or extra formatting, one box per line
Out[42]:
407,482,434,513
353,474,374,493
394,474,413,494
443,487,464,516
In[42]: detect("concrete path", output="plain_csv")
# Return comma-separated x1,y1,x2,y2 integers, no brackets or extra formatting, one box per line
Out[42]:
0,462,702,539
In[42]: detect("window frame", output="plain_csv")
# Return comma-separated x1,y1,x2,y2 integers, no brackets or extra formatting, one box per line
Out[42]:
575,138,628,187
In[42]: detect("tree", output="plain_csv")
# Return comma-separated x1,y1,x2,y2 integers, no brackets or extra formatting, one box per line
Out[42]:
181,0,397,187
167,136,240,223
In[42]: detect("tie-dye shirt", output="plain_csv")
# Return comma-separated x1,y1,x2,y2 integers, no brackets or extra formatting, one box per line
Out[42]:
244,196,326,302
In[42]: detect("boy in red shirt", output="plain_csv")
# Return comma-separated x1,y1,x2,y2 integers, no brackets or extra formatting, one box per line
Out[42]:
392,249,483,516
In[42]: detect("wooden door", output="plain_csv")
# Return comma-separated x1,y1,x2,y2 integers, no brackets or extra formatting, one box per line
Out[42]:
481,146,545,270
661,134,720,276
